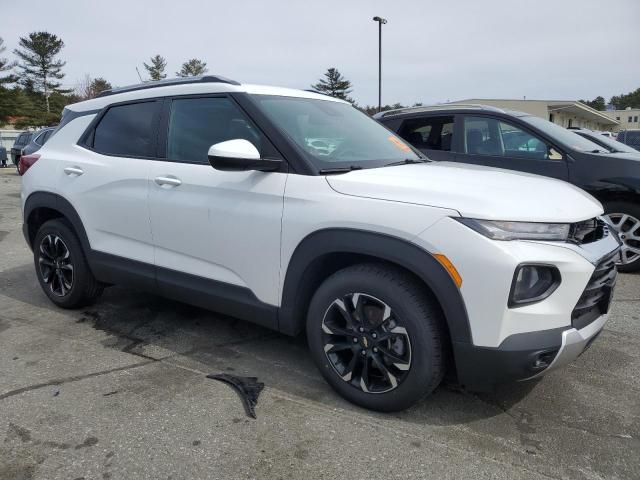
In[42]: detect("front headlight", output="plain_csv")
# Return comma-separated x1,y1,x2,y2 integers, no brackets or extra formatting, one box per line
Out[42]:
455,218,570,241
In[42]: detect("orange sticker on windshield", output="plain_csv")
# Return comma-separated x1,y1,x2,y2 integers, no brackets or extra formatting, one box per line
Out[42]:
388,135,412,152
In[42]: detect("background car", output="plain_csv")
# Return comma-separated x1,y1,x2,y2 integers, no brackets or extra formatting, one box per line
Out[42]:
13,127,57,173
0,145,8,168
10,131,34,167
616,130,640,151
569,127,639,154
376,105,640,272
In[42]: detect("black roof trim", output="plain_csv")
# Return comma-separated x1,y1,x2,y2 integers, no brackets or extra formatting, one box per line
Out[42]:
97,75,241,98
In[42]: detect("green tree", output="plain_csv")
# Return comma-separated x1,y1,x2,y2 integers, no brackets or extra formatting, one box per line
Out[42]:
0,37,17,85
610,88,640,110
144,54,167,81
77,74,112,99
13,32,66,113
579,96,606,111
311,68,353,100
176,58,208,77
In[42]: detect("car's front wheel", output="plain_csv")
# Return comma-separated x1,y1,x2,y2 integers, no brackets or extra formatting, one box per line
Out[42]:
603,201,640,273
33,219,103,308
306,263,445,411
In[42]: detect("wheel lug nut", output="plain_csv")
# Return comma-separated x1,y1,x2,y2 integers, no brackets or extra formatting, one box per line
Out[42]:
373,347,378,353
353,337,358,343
361,349,366,356
358,327,364,333
372,332,377,339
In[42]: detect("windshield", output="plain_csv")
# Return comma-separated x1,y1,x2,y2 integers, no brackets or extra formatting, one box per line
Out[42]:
519,115,608,153
251,95,422,170
576,131,638,154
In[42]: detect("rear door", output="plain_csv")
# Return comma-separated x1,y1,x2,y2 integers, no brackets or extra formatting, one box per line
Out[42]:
62,100,159,278
147,95,287,314
456,114,569,180
395,115,456,161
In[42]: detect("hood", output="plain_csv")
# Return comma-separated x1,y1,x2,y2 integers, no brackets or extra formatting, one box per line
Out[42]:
326,162,603,223
601,151,640,161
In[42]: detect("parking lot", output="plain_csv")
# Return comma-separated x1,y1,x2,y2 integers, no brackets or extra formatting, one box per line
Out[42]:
0,168,638,480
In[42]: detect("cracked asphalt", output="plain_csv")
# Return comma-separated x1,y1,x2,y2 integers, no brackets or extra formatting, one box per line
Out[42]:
0,168,638,480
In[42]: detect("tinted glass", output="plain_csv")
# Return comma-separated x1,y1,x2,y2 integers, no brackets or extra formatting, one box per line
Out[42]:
253,95,421,169
167,97,273,164
515,115,606,153
93,101,159,157
575,131,638,153
463,116,551,159
398,116,454,151
41,130,52,144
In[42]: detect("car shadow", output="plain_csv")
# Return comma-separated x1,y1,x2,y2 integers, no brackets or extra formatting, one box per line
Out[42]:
1,263,537,425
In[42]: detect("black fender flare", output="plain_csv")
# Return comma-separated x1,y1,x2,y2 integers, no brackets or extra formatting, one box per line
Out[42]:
23,191,91,253
278,228,472,346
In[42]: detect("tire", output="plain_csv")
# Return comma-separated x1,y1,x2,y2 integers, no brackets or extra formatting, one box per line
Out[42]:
33,219,103,308
306,263,445,412
603,201,640,273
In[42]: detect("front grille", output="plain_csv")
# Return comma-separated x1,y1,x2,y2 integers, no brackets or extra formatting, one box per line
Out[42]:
572,250,618,330
568,218,608,244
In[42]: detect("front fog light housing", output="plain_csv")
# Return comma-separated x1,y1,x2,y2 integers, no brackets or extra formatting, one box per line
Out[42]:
509,265,561,307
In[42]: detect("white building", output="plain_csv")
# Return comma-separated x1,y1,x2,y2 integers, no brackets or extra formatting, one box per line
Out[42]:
604,107,640,132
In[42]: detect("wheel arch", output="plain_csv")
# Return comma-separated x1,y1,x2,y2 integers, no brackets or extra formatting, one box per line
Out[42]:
278,228,472,348
24,192,91,253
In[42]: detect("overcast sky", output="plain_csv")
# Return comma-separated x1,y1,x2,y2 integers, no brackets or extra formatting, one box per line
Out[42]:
3,0,639,106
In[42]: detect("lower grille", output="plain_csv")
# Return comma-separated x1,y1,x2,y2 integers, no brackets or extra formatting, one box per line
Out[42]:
572,250,618,330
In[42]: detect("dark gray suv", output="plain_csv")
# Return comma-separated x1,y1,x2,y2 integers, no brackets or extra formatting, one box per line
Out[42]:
376,105,640,272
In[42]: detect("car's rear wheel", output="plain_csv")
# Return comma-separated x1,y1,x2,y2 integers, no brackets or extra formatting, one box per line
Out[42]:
33,219,103,308
603,201,640,273
306,263,445,411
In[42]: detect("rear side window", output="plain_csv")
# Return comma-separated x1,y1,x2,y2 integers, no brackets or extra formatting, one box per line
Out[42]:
91,101,160,157
398,116,454,151
16,133,31,146
167,97,277,164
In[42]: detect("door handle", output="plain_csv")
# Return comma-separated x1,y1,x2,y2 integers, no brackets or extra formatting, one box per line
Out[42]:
63,166,84,176
154,176,182,187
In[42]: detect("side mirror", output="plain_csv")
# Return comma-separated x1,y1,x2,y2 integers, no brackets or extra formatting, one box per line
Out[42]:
547,147,564,161
207,139,281,172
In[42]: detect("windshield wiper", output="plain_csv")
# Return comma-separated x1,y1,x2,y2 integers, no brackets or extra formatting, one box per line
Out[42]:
319,165,363,175
383,158,428,167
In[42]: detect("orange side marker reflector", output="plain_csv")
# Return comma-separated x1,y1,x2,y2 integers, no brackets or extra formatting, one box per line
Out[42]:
434,254,462,288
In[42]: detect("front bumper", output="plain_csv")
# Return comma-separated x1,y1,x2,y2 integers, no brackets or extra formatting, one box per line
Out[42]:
453,313,608,391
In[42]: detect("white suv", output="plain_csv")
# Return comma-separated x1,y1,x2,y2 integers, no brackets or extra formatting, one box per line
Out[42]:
20,76,620,411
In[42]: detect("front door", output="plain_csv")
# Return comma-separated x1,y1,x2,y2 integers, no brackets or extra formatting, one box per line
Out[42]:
147,95,287,319
456,115,569,181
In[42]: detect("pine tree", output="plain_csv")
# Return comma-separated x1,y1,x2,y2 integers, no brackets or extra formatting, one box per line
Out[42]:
13,32,66,113
579,96,606,111
311,68,353,100
144,54,167,81
176,59,208,77
0,37,17,85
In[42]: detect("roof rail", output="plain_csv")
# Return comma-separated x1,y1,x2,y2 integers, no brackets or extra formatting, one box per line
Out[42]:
375,103,505,118
97,75,241,98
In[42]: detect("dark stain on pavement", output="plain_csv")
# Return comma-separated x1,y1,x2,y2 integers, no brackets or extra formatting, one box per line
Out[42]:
74,436,99,449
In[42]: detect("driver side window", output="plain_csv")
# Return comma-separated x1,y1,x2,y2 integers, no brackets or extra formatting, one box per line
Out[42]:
463,116,557,160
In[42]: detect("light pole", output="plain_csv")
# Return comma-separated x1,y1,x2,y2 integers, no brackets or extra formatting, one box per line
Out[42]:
372,16,387,112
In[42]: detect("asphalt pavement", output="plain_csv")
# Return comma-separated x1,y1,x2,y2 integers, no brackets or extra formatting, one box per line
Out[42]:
0,167,638,479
